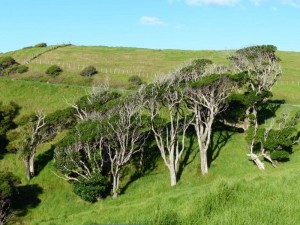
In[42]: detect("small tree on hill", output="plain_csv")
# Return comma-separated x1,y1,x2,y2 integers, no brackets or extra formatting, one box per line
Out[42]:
80,66,97,77
105,96,147,198
46,65,62,76
229,45,282,169
145,76,192,186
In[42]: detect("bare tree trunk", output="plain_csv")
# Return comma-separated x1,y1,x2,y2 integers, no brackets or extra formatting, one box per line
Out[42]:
247,153,265,170
29,153,35,177
200,149,208,175
169,165,177,186
24,159,31,181
112,169,120,199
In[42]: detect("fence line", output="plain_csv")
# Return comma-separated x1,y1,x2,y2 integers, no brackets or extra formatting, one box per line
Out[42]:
33,59,168,78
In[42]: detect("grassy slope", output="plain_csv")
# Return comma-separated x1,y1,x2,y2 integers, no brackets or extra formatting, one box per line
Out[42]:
0,46,299,224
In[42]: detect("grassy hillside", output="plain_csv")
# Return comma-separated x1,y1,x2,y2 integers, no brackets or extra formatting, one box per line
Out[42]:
0,46,300,224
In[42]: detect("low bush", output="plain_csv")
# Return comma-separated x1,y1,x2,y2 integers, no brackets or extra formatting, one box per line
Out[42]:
80,66,97,77
46,65,62,76
34,43,47,48
16,65,29,74
72,174,110,202
0,56,17,71
128,75,142,86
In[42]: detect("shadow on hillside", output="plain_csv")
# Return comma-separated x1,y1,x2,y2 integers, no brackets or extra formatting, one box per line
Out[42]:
13,184,43,217
208,123,235,168
257,99,285,124
121,132,161,195
177,126,197,181
35,145,55,176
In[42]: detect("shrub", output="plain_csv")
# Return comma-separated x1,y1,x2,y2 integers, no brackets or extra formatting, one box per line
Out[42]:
128,75,142,86
34,43,47,48
0,57,17,71
72,174,110,202
80,66,97,77
271,151,290,161
16,65,29,74
46,65,62,76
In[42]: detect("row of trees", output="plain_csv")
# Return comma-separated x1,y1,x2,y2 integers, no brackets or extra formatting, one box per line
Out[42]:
5,45,300,203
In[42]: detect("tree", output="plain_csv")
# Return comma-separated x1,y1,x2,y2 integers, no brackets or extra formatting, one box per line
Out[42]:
45,65,62,76
80,66,97,77
0,172,20,225
145,76,191,186
229,45,282,169
184,74,236,175
16,112,50,180
105,95,147,198
54,121,110,202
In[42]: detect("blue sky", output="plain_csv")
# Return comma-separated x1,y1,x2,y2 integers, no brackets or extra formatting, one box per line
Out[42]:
1,0,300,52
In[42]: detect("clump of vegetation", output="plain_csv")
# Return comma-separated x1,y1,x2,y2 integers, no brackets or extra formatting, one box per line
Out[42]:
80,66,97,77
16,65,29,74
34,43,47,48
128,75,142,86
0,56,29,75
46,65,63,76
0,172,21,225
72,174,110,202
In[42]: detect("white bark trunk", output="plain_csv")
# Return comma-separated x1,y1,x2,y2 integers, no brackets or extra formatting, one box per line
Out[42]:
247,153,265,170
200,150,208,175
29,153,35,177
169,165,177,186
112,170,120,199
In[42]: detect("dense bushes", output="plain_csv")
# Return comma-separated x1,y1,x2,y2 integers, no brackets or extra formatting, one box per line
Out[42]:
46,65,62,76
0,56,29,75
80,66,97,77
72,174,110,202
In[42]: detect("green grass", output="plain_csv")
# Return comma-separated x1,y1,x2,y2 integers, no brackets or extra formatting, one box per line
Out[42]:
0,78,88,116
0,46,300,225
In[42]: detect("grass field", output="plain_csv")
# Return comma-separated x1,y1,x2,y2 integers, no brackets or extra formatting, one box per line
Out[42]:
0,46,300,225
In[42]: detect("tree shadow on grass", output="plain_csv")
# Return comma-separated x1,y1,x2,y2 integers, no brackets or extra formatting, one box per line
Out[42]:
13,184,43,217
121,132,161,195
207,122,236,168
35,145,55,176
177,126,197,181
257,99,285,124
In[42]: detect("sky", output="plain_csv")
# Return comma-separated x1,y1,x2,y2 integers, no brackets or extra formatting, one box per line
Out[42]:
0,0,300,52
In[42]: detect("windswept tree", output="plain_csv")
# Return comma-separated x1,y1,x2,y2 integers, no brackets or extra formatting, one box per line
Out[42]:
144,76,192,186
54,121,109,202
184,74,236,175
229,45,282,169
105,95,147,198
16,112,50,180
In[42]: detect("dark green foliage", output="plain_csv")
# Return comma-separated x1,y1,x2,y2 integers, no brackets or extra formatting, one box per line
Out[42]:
45,65,62,76
271,151,290,161
128,75,142,86
45,107,76,131
75,91,121,115
0,56,19,76
80,66,97,77
16,65,29,74
180,58,212,77
34,43,47,48
72,173,110,202
0,172,21,224
0,102,19,152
